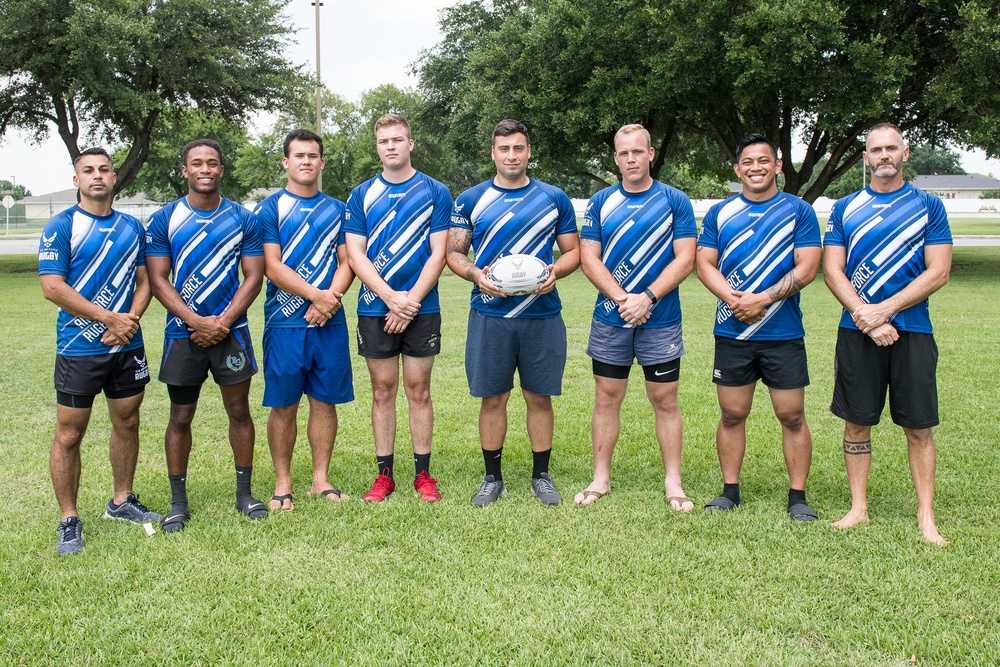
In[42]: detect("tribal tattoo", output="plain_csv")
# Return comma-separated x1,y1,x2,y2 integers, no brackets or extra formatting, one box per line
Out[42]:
765,271,806,303
843,439,872,455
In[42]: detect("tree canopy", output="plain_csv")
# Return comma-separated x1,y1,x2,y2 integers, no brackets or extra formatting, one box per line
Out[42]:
418,0,1000,201
0,0,305,195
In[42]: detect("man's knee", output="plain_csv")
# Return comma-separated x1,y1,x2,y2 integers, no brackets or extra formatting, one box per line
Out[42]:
774,408,806,432
903,427,935,449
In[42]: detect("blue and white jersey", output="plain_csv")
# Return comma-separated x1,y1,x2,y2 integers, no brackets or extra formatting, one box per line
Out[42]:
256,189,347,329
451,178,577,319
344,171,452,317
824,183,951,334
698,192,821,340
38,206,146,357
581,182,697,328
146,197,264,339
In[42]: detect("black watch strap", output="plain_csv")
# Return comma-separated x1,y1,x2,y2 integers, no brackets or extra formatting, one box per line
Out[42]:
643,288,658,304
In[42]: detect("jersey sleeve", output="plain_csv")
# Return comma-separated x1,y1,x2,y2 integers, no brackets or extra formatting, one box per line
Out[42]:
923,194,952,245
255,197,280,246
37,216,71,276
145,208,172,257
344,186,367,237
670,189,697,239
824,198,847,247
240,208,264,257
334,200,348,248
132,216,147,267
450,189,474,231
554,189,578,236
697,206,721,249
580,194,603,242
430,180,453,233
793,199,822,247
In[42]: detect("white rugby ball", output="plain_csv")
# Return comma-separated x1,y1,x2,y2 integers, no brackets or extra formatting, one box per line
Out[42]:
486,254,550,296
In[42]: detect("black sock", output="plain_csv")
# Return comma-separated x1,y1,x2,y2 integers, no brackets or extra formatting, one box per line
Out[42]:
235,466,253,499
376,454,394,480
788,488,806,509
483,447,503,481
169,474,188,511
532,449,551,479
722,483,741,504
414,453,430,477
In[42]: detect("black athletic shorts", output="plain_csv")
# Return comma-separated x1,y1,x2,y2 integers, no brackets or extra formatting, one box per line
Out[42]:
831,327,939,429
54,348,150,407
158,328,258,387
356,313,441,359
713,336,809,389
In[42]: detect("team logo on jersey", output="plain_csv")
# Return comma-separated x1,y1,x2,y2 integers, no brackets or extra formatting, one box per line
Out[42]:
39,230,59,260
455,203,465,213
226,352,246,372
42,232,57,248
134,355,149,380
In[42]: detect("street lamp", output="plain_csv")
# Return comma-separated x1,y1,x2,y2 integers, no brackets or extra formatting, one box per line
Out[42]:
313,0,324,191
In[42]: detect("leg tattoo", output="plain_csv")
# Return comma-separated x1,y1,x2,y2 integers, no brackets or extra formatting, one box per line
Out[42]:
843,439,872,455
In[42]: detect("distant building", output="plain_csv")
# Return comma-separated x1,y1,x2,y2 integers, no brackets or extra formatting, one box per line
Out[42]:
911,173,1000,200
20,189,164,225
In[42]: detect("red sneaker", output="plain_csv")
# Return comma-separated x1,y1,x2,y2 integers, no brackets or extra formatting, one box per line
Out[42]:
413,470,442,502
361,470,396,502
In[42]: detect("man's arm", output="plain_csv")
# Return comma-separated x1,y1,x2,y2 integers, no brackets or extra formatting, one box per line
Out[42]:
823,244,899,346
534,231,580,295
130,266,152,319
345,233,423,323
147,255,230,348
264,244,342,323
39,274,139,345
695,245,740,307
580,238,628,300
446,226,505,297
850,244,952,333
219,255,265,330
617,238,696,326
729,246,821,324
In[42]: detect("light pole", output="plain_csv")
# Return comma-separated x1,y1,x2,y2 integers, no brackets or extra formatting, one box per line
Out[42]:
313,0,324,192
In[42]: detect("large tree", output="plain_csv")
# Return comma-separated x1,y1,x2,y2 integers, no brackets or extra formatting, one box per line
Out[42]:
0,0,305,195
418,0,1000,202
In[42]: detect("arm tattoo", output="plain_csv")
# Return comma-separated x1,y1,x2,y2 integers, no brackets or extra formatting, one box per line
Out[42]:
843,439,872,455
446,228,477,280
766,271,806,303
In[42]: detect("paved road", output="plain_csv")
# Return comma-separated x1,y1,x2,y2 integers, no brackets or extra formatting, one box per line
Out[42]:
3,234,1000,256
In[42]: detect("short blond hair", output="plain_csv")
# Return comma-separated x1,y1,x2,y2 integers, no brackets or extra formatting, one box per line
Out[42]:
614,123,651,150
374,113,411,139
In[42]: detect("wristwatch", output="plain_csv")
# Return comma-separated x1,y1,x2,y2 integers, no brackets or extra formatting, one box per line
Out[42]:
643,288,658,304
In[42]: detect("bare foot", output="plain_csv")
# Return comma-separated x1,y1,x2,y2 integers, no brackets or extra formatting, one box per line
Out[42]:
919,518,948,546
268,493,294,511
310,486,350,502
832,508,869,529
573,483,610,505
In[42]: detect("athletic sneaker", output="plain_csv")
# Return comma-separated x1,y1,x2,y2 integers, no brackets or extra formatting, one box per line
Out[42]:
361,470,396,502
470,475,505,507
104,494,164,523
530,473,562,506
413,470,442,502
56,516,84,556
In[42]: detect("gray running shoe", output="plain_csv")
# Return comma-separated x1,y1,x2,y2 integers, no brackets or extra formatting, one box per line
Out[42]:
104,494,164,523
470,475,506,506
530,473,562,506
56,516,84,556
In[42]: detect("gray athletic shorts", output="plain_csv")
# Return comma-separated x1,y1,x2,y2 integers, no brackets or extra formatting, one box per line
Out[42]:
465,309,566,397
586,319,685,367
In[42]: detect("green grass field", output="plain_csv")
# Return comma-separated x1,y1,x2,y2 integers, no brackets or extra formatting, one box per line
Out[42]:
1,249,997,666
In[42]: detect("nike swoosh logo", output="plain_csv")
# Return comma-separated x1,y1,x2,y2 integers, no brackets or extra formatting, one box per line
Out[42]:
248,503,264,510
654,370,675,377
164,514,186,523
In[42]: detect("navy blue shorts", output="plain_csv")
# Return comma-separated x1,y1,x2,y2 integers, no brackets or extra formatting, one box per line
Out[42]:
586,320,684,367
465,310,566,398
263,324,354,407
158,328,257,387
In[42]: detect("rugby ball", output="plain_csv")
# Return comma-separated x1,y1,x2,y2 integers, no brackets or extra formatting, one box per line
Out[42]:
486,254,550,296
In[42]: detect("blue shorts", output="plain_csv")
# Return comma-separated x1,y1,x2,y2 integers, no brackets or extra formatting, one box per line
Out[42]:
586,320,685,367
465,310,566,398
262,324,354,408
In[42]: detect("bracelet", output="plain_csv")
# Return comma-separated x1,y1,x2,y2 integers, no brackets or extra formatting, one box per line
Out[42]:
643,288,658,304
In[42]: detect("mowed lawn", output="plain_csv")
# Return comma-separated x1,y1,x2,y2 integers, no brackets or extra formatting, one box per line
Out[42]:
0,248,997,666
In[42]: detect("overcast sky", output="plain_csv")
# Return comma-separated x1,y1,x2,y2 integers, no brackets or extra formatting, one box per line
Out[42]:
2,0,997,196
